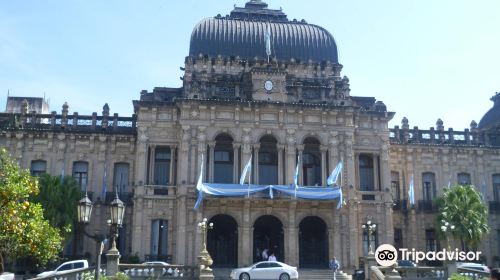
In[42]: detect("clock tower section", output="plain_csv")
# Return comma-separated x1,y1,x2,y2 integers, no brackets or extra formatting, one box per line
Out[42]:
251,66,288,102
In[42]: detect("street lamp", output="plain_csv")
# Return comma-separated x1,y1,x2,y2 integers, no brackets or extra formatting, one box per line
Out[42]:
197,218,214,273
362,220,377,255
440,216,455,250
77,191,125,280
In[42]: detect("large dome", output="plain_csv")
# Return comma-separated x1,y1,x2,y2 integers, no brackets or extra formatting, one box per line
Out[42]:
478,93,500,129
189,0,339,64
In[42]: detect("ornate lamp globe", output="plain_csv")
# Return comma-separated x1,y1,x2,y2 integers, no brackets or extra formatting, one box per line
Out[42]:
109,194,125,226
77,194,93,224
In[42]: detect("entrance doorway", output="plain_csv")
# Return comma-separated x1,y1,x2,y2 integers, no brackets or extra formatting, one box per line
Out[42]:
253,215,284,263
207,215,238,267
299,216,329,268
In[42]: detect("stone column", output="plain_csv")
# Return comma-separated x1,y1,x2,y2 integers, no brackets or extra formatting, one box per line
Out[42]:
285,145,296,185
348,198,360,269
285,201,298,266
176,195,187,264
135,127,149,186
343,133,355,188
333,208,341,259
149,145,156,185
169,146,176,186
321,145,328,186
240,200,252,266
253,144,260,184
241,134,252,184
208,142,215,183
179,126,191,185
297,145,304,186
233,143,240,184
277,144,284,185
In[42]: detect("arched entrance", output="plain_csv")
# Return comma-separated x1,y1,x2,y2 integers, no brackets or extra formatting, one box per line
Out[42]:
299,216,329,268
207,215,238,267
253,215,284,263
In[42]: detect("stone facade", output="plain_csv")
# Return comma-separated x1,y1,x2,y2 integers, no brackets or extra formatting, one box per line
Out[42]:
1,0,499,273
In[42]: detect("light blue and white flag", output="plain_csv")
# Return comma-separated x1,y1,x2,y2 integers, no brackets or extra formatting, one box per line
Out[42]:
408,174,415,205
327,160,343,186
60,160,65,183
196,154,204,191
240,155,252,185
294,155,300,198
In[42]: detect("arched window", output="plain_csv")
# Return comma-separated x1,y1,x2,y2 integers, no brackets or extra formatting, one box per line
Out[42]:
259,135,278,185
73,161,89,191
302,137,321,186
31,160,47,176
457,172,471,185
422,172,436,201
214,134,234,184
113,163,130,193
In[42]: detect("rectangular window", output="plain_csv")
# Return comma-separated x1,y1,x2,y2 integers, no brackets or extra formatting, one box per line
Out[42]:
457,172,471,185
394,228,403,249
422,172,436,201
391,171,401,200
113,163,130,193
31,160,47,176
73,161,89,191
359,154,374,191
154,148,170,185
150,219,168,260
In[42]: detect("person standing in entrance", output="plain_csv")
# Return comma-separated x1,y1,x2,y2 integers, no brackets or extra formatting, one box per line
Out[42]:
329,257,340,280
268,253,277,262
262,248,269,261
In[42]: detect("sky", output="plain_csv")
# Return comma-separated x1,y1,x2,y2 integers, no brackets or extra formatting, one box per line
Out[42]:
0,0,499,130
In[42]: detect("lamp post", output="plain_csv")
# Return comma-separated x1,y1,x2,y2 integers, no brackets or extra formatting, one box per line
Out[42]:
440,216,455,250
362,220,377,255
197,218,214,277
77,191,125,279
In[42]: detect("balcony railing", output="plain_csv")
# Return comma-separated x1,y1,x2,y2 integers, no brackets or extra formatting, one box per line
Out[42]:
393,199,408,211
417,200,437,213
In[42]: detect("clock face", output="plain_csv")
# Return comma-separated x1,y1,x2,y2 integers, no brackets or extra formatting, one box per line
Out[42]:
264,80,273,91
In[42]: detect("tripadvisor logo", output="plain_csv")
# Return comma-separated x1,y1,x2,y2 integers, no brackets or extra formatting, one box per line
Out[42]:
374,244,482,267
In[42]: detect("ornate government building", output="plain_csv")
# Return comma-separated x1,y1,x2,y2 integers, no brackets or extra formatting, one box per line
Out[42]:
1,0,500,272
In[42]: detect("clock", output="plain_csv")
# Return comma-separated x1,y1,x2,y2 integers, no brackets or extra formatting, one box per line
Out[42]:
264,80,273,92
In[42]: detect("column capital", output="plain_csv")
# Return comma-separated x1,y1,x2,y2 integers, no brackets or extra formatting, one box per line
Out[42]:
208,142,216,148
252,144,261,150
277,144,285,150
297,145,304,152
232,142,241,149
320,145,328,152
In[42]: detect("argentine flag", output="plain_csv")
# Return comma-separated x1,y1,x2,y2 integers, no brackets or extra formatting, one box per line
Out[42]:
240,155,252,185
327,160,343,186
408,174,415,205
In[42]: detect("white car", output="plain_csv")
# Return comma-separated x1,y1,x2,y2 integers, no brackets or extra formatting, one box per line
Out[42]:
230,261,298,280
37,260,89,277
457,262,490,273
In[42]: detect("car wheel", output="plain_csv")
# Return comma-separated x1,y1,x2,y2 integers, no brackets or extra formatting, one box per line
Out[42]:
279,273,290,280
239,272,250,280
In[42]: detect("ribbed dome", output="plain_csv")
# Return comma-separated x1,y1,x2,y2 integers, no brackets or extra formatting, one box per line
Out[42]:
189,1,339,63
479,93,500,129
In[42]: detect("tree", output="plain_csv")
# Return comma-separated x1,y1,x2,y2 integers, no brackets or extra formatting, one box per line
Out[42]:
435,185,489,250
32,174,83,240
0,149,63,273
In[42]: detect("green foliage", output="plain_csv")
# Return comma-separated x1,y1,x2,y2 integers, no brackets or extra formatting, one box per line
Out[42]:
32,174,83,239
0,149,63,272
449,273,472,280
435,185,489,249
81,271,108,280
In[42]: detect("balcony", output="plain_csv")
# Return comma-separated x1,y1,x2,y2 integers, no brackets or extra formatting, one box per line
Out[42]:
417,200,437,213
393,199,408,211
105,191,134,205
489,201,500,214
